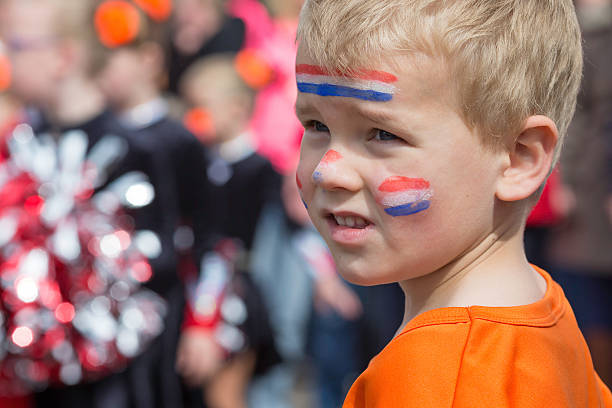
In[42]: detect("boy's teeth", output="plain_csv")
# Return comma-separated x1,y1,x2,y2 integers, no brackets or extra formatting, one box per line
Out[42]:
346,216,355,227
334,215,368,228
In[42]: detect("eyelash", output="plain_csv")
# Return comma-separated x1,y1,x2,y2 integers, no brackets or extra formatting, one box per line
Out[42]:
373,130,399,142
305,121,401,143
304,120,329,133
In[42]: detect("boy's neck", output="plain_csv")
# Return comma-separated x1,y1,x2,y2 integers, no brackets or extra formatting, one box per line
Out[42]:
48,75,106,128
398,214,547,332
117,85,160,114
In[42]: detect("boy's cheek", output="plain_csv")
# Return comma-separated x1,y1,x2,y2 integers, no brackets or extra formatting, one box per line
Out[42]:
373,175,434,218
295,162,313,207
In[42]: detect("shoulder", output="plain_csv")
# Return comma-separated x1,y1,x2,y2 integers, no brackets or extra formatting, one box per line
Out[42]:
344,314,472,408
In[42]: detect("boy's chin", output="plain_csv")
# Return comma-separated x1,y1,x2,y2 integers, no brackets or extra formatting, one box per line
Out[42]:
336,262,403,287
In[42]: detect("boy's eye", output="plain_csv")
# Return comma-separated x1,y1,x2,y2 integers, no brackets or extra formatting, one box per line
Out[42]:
313,121,330,132
374,129,399,141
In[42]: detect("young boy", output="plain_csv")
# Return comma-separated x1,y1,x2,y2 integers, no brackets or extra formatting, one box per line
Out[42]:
178,53,281,407
294,1,612,407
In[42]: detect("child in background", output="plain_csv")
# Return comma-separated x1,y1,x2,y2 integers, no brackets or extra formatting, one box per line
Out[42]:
168,0,245,94
294,1,612,407
179,53,281,252
177,53,280,408
92,2,226,407
0,0,163,407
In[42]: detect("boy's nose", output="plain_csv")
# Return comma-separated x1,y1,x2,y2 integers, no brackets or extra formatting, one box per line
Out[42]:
312,149,361,192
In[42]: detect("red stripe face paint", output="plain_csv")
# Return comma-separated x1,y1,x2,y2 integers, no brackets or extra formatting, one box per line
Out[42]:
313,150,342,183
377,176,433,217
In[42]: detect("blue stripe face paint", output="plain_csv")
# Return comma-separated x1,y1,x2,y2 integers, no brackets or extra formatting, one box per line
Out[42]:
296,64,397,103
384,200,430,217
297,83,393,102
377,176,433,217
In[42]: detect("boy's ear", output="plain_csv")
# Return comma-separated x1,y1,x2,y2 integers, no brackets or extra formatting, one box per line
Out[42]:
495,115,558,202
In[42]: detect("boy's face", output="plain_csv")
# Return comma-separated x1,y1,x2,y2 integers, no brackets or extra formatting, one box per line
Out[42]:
295,49,507,286
97,48,147,109
182,69,249,143
0,0,64,106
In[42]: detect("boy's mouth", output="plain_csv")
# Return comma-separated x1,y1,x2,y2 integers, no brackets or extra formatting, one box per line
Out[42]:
327,213,372,229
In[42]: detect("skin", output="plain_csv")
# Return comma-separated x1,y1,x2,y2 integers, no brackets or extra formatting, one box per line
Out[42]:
0,0,105,126
296,49,554,327
96,43,163,113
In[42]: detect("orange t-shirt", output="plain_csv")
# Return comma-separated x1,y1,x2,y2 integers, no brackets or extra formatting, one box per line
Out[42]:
343,267,612,407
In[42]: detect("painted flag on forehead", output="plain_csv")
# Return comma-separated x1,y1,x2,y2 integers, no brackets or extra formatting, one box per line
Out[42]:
296,64,397,102
378,177,432,217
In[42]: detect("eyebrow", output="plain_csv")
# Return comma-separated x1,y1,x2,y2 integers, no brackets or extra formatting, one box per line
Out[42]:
294,101,396,127
294,102,317,120
355,106,396,125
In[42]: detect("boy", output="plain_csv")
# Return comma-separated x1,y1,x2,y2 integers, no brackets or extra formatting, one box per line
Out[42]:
294,1,612,407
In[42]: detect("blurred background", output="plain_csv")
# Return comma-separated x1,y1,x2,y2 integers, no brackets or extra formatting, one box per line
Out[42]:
0,0,609,407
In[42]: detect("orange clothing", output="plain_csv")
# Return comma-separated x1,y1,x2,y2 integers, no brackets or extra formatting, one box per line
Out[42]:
343,267,612,407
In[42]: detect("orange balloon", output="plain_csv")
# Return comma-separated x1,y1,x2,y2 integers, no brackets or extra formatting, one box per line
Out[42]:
94,1,141,48
234,49,274,90
133,0,172,21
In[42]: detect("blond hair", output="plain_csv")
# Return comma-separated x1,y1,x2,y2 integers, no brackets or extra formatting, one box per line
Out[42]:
297,0,583,164
180,53,256,108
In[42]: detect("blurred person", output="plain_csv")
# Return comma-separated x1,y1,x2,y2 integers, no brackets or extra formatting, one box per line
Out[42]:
179,53,281,251
0,1,172,407
177,53,280,408
91,2,227,407
168,0,245,94
547,0,612,386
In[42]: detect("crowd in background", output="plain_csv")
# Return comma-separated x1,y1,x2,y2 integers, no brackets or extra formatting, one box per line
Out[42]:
0,0,609,407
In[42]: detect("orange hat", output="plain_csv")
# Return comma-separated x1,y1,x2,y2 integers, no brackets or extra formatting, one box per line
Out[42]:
133,0,172,21
234,49,274,90
94,1,141,48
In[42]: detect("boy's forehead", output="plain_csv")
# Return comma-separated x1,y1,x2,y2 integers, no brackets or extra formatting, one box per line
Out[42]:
1,1,56,38
295,47,455,111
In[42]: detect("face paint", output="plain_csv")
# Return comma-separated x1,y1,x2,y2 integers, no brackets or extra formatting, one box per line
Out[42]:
296,64,397,102
296,174,308,208
312,149,342,183
377,176,432,217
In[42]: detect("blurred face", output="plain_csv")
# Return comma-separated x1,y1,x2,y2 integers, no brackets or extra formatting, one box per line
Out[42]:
295,50,506,286
97,48,146,109
0,0,64,106
182,70,249,143
173,0,221,54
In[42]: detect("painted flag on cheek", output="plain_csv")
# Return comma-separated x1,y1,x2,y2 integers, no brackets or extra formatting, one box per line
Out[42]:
378,177,432,217
296,65,397,102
